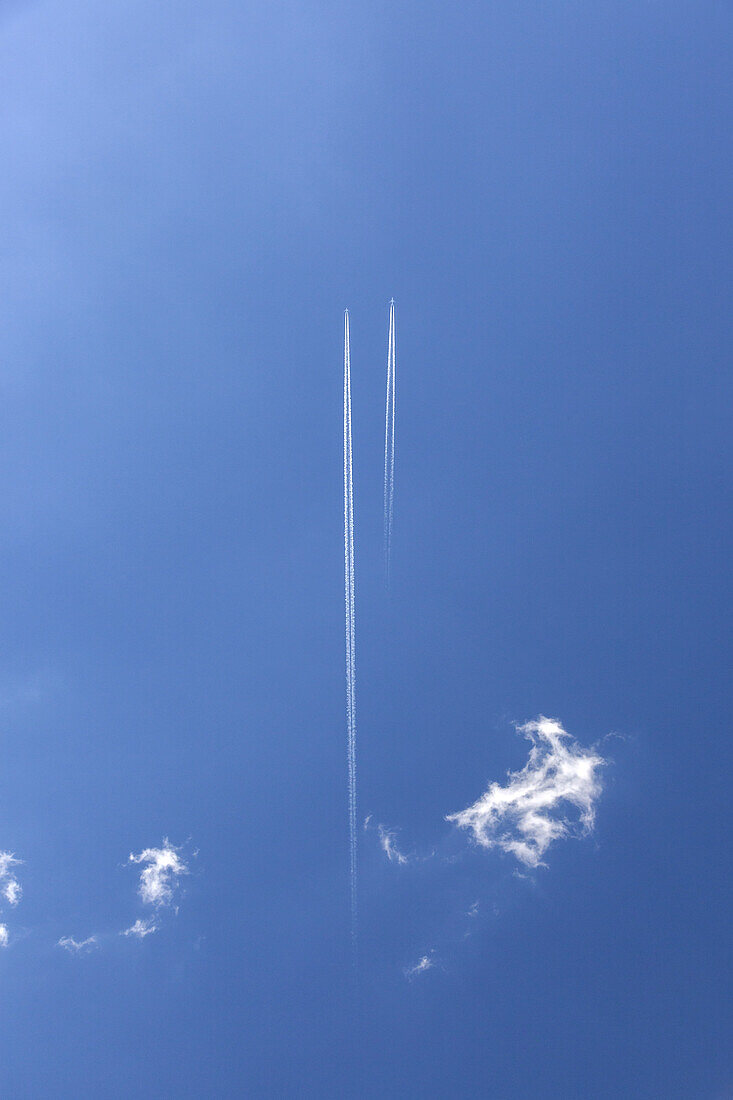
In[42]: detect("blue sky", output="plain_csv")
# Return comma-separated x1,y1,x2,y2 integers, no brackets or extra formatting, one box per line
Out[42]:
0,1,731,1096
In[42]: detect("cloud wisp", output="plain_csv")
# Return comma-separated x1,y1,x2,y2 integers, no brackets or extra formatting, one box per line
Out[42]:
447,717,605,869
122,917,158,939
3,879,21,906
57,935,98,953
129,840,188,908
365,815,433,866
0,851,23,947
404,952,436,980
377,824,408,865
0,852,22,908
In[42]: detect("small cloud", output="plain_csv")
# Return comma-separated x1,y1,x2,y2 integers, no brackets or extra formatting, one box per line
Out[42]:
2,877,21,906
377,824,408,865
404,953,435,980
129,840,187,908
122,918,158,939
0,852,21,893
447,717,605,869
0,853,20,877
0,852,23,942
57,936,97,953
467,901,479,917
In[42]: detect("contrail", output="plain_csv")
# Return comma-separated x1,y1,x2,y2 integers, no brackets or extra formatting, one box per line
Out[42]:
343,309,357,942
383,298,396,586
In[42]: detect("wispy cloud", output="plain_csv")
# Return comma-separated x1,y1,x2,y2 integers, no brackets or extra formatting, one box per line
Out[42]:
0,853,19,877
377,824,408,865
0,851,23,945
0,852,22,906
365,817,412,864
122,917,158,939
447,717,604,868
56,842,189,954
2,877,21,906
57,935,97,953
129,840,187,908
404,953,435,980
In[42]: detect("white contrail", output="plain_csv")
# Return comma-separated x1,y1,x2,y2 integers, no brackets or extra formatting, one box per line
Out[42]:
343,309,357,942
383,299,396,586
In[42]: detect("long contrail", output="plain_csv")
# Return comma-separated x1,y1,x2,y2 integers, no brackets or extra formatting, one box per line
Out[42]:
383,298,396,586
343,309,357,941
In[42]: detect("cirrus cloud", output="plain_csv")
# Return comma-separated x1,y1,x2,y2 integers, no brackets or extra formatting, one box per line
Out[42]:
404,952,436,980
0,852,22,908
129,840,187,908
377,824,409,865
0,851,23,946
57,935,97,954
446,717,604,869
122,917,158,939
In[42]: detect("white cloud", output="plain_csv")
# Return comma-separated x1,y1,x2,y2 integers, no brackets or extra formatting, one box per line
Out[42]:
57,936,97,953
129,840,187,908
2,878,21,906
122,918,158,939
0,852,22,942
365,817,411,863
0,852,20,878
446,717,604,869
0,851,21,904
377,824,408,865
404,953,435,980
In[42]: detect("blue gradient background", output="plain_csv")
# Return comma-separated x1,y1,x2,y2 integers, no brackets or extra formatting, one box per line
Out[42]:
0,2,731,1096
